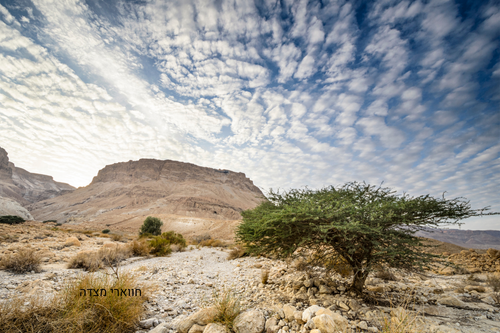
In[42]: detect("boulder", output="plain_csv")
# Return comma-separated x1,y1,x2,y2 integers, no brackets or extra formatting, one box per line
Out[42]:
188,324,206,333
437,296,468,308
464,285,485,293
312,313,348,333
367,286,384,293
293,310,304,324
139,318,158,328
148,323,169,333
302,305,322,322
177,308,217,333
233,310,265,333
439,267,455,276
203,323,227,333
0,197,33,220
283,305,296,321
64,237,81,247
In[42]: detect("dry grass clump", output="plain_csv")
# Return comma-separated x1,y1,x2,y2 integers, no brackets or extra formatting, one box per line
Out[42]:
465,273,482,285
486,273,500,292
198,239,226,248
203,287,244,330
0,271,149,333
261,269,269,284
111,234,123,242
68,246,132,272
0,247,42,273
227,246,247,260
374,267,397,281
380,306,424,333
128,239,151,256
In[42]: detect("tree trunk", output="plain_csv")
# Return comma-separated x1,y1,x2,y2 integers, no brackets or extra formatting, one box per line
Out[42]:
350,268,369,294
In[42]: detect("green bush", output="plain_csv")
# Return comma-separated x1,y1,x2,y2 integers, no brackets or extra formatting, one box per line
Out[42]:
148,236,172,257
0,216,25,225
43,220,57,223
139,217,163,236
102,229,110,234
160,231,186,248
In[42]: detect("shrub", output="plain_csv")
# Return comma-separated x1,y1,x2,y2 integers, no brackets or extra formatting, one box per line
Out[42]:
205,287,243,330
111,234,123,242
68,251,103,272
227,246,247,260
67,246,132,272
43,220,57,223
0,247,41,273
148,236,172,257
0,271,149,332
128,240,150,256
160,231,187,248
199,239,225,248
0,215,25,225
102,229,110,234
139,216,163,236
261,269,269,284
486,274,500,292
191,234,212,244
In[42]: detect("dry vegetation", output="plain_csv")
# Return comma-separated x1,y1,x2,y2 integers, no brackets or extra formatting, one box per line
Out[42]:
485,273,500,292
0,247,42,273
68,245,132,271
0,271,149,333
227,246,247,260
203,287,244,331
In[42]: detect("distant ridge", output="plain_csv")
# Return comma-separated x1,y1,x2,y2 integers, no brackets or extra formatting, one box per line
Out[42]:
416,228,500,250
29,158,266,228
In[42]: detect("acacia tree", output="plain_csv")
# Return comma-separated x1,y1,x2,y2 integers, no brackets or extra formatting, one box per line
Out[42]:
236,182,498,294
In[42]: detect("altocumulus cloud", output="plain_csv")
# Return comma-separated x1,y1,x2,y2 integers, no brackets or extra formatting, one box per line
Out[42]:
0,0,498,229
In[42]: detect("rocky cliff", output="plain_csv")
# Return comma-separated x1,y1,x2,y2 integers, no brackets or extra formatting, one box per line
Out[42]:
29,158,266,228
0,147,75,206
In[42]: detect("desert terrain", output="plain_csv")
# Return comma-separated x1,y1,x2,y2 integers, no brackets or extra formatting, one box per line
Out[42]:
0,221,499,333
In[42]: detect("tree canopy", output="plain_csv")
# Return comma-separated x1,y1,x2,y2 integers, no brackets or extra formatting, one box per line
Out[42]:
139,216,163,236
236,182,498,293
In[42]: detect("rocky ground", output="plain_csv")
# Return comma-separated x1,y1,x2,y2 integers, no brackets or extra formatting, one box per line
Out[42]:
1,221,499,333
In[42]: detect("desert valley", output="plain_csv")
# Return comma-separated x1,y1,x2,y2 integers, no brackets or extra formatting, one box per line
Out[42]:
0,146,499,333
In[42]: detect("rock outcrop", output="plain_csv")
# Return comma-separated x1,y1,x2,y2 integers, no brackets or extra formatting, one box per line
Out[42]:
29,158,265,233
0,147,75,206
0,197,33,220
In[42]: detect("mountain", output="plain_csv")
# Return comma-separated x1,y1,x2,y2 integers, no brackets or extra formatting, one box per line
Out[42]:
0,147,75,206
28,158,266,233
416,228,500,250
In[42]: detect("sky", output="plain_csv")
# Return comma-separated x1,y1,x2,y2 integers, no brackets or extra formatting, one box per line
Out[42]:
0,0,499,230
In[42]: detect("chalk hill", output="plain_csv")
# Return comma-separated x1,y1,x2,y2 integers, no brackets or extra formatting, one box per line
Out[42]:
29,158,265,234
0,147,75,206
416,228,500,250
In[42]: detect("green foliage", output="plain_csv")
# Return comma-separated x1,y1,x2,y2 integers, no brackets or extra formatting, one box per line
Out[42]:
236,182,499,293
101,229,110,234
43,220,57,223
139,216,163,236
147,231,186,256
160,231,186,248
148,237,172,257
0,216,25,225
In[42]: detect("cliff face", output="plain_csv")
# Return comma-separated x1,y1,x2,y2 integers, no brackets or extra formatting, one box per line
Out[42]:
0,147,75,206
29,158,266,225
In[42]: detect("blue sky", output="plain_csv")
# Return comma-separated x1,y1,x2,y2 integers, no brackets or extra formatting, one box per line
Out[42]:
0,0,498,230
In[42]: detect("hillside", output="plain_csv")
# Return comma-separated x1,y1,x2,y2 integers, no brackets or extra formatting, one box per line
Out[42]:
416,228,500,250
28,158,265,235
0,147,75,206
